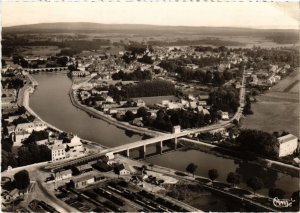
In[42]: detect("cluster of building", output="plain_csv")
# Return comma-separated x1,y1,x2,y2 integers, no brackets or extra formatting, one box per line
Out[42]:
247,64,290,88
50,154,132,189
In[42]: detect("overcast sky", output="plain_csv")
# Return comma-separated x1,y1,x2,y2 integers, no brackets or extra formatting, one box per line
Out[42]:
1,1,299,29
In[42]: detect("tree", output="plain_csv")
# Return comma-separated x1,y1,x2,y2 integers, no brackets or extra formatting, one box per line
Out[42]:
247,176,263,195
186,163,198,177
14,170,30,190
236,129,279,158
124,110,135,122
136,107,148,118
292,191,300,202
269,188,286,199
226,172,241,187
208,169,219,182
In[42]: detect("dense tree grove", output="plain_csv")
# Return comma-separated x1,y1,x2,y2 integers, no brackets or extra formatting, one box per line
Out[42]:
1,78,24,90
112,69,152,81
125,80,176,98
1,150,18,171
17,144,52,166
22,130,49,145
1,140,52,171
141,108,213,132
208,86,240,113
244,48,299,67
14,170,30,190
247,176,264,194
236,129,279,158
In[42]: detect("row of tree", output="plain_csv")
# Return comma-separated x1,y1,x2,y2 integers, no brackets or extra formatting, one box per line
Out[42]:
111,69,152,81
185,164,298,200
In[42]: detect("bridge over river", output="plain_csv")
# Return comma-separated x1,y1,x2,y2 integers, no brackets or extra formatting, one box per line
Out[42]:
44,70,246,172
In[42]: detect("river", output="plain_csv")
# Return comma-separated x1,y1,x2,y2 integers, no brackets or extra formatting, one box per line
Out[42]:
30,72,144,146
30,72,299,207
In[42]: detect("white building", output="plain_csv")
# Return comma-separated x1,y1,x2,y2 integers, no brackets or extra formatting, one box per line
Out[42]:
172,125,181,134
278,134,298,157
51,143,66,162
218,110,229,120
14,121,47,145
55,170,72,181
67,135,84,152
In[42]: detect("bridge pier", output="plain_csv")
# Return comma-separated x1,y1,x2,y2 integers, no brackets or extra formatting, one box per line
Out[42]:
156,141,163,154
139,145,146,159
126,149,130,158
173,138,178,150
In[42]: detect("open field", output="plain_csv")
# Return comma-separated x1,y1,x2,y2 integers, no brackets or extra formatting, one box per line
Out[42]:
242,70,299,137
19,46,61,56
131,96,179,105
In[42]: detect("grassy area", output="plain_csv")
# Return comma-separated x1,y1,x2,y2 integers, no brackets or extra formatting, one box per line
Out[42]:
242,70,299,137
131,95,179,105
19,46,61,56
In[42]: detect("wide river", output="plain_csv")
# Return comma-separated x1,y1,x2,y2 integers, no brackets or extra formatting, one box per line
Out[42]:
30,73,299,209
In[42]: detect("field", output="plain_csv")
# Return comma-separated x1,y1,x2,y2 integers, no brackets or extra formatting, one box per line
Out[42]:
131,96,179,105
242,69,299,137
19,46,61,56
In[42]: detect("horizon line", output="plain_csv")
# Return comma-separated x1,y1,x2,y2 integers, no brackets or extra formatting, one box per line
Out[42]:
3,21,298,30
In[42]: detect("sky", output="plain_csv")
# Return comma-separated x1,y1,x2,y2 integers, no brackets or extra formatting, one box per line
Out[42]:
1,1,299,29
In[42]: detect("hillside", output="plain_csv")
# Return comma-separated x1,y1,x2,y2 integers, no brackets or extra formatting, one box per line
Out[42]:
3,22,298,37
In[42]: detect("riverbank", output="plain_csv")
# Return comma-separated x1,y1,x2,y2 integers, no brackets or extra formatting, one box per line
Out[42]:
179,138,300,177
120,155,285,212
19,73,108,151
68,87,165,138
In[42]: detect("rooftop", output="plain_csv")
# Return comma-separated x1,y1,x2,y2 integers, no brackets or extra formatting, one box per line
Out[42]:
278,134,298,144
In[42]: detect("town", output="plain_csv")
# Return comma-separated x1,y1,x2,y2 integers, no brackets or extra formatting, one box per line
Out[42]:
1,4,300,213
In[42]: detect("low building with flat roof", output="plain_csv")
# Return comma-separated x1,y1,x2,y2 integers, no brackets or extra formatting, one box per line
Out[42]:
278,134,298,157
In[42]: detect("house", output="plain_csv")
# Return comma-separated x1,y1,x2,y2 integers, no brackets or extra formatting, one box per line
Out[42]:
55,169,72,181
15,122,36,135
161,100,170,105
51,143,66,162
172,125,181,134
75,164,93,174
136,99,146,107
14,132,31,146
218,110,229,120
71,70,89,77
199,95,209,101
105,96,114,103
73,175,95,189
114,164,131,175
33,120,47,131
67,135,84,152
278,134,298,157
189,101,197,109
198,100,207,106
